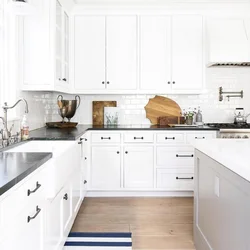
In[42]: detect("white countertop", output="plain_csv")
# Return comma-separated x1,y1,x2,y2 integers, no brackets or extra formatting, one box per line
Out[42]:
193,139,250,182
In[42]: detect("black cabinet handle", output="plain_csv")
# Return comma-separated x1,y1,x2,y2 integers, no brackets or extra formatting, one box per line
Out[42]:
172,81,176,84
63,193,68,201
27,182,41,196
125,151,128,154
80,138,87,141
165,137,175,140
176,177,194,180
85,157,87,160
27,206,41,223
102,81,105,84
78,141,82,144
176,154,194,158
84,180,87,184
117,151,120,154
62,78,67,81
107,81,110,84
101,137,111,140
195,137,205,139
167,81,171,84
134,137,144,140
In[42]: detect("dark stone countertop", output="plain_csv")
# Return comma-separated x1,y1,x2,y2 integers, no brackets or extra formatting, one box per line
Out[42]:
0,152,52,196
29,124,219,140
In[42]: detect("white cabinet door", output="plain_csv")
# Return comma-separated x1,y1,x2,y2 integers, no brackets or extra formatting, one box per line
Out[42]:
106,16,137,90
74,16,106,90
140,16,171,91
2,205,44,250
71,170,82,215
91,146,121,189
124,146,154,188
61,184,71,236
45,194,62,250
171,15,203,90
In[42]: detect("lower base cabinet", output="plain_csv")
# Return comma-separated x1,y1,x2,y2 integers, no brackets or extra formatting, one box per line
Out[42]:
124,146,154,188
91,146,121,189
1,203,45,250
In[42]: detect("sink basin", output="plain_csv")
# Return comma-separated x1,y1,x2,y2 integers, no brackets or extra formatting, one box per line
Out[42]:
6,140,78,199
6,141,75,157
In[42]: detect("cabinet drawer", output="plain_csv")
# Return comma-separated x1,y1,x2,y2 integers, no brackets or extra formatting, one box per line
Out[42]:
124,133,154,143
157,168,194,190
157,133,185,143
186,132,215,144
156,146,194,167
1,164,48,231
91,133,121,143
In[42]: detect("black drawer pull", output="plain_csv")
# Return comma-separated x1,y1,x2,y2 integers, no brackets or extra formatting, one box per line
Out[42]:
165,137,175,140
134,137,144,140
27,206,41,223
101,137,111,140
27,182,41,196
78,141,82,144
63,193,68,200
176,154,194,158
176,177,194,180
195,137,205,139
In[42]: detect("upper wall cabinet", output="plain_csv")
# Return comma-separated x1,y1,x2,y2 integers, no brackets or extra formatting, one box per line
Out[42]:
140,15,203,92
20,0,71,93
171,15,203,90
74,15,137,93
140,16,172,92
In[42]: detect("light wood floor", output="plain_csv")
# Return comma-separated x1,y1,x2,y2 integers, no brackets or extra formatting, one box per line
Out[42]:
71,197,195,250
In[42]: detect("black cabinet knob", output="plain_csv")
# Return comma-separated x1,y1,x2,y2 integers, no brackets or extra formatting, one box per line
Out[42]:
63,193,68,201
168,81,171,84
125,151,128,154
62,78,67,81
117,151,120,154
107,81,110,84
84,180,87,184
102,81,105,84
172,81,175,84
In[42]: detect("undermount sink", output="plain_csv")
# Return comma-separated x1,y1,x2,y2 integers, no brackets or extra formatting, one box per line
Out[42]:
6,141,75,157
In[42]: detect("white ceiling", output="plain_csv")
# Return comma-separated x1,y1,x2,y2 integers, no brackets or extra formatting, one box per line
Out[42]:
74,0,250,4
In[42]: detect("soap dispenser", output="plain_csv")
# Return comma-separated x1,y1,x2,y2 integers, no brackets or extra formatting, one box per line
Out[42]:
196,107,203,126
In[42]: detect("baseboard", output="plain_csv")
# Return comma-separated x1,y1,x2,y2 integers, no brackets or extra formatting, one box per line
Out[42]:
86,191,193,197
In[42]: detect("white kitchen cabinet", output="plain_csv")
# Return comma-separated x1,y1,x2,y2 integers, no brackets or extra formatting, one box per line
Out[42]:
61,184,71,237
21,0,71,93
124,146,154,188
106,16,137,90
71,170,82,215
74,16,106,91
171,15,203,90
74,15,137,93
91,146,121,189
45,194,62,250
140,16,172,91
1,204,44,250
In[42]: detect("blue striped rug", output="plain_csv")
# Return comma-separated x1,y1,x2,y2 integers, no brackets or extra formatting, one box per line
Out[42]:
64,232,132,249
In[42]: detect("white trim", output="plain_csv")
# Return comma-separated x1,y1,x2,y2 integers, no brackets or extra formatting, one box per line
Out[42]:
87,191,194,197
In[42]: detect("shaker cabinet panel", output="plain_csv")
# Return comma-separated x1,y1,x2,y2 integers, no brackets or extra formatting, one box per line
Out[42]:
91,146,121,189
74,16,106,90
139,16,171,91
124,146,154,188
171,15,203,90
106,16,137,90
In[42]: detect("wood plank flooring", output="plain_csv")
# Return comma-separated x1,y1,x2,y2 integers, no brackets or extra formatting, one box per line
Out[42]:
71,197,195,250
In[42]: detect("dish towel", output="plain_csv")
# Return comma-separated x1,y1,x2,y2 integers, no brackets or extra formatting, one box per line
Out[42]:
64,232,132,249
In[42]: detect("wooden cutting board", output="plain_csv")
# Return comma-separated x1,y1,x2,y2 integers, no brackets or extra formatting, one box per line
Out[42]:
144,95,182,124
93,101,117,125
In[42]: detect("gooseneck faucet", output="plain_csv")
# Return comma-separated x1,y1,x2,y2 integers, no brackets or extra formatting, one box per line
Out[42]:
2,98,29,140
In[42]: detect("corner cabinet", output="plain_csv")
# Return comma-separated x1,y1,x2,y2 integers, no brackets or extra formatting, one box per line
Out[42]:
20,0,71,93
73,15,137,93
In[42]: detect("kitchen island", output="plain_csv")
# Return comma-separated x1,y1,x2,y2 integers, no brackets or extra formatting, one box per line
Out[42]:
193,139,250,250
